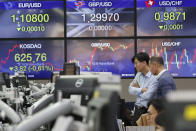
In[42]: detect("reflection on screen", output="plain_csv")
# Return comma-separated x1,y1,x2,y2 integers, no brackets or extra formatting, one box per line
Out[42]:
0,40,64,79
67,0,134,37
0,0,64,38
137,38,196,77
67,39,135,78
137,0,196,36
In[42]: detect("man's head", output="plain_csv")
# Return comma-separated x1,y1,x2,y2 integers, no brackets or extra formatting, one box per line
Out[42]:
155,111,166,131
146,99,164,126
132,52,150,72
149,56,165,75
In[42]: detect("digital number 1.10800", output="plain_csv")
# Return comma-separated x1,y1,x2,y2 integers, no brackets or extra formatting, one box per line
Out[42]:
11,14,50,23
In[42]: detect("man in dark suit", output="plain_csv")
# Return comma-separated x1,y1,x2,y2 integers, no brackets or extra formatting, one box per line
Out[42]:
149,56,176,98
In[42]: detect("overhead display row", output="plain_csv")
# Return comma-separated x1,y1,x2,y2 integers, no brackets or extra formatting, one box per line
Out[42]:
1,0,195,38
0,40,195,78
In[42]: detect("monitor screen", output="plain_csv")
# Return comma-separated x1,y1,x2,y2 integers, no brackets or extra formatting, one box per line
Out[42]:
164,91,196,131
0,72,6,85
60,63,80,75
137,38,196,77
137,0,196,36
66,0,134,37
67,39,135,78
55,75,98,105
0,0,64,38
0,40,64,79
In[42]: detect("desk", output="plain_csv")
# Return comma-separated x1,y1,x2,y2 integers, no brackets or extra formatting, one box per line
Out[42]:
126,126,155,131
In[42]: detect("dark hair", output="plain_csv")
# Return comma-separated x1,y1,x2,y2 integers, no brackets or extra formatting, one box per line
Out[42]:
147,99,164,113
131,52,150,65
155,111,166,127
150,56,164,66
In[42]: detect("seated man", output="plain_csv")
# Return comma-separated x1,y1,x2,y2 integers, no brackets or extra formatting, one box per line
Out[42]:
136,99,164,127
129,52,158,126
149,56,176,98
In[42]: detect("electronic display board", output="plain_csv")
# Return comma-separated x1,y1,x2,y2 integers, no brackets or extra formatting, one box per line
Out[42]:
137,38,196,77
137,0,196,36
0,40,64,79
0,0,64,38
67,39,135,78
67,0,134,37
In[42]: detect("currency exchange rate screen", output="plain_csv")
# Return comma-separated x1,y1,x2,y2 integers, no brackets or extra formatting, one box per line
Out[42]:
67,0,134,37
137,38,196,77
0,0,64,38
137,0,196,36
67,39,135,78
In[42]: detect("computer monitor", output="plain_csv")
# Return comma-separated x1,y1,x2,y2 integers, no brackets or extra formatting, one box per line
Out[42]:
100,91,119,131
87,88,119,131
164,90,196,131
0,73,6,86
60,63,80,75
54,75,98,105
0,72,10,88
12,76,29,87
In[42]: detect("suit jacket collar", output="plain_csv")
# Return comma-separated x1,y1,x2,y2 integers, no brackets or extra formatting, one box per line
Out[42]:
156,69,167,80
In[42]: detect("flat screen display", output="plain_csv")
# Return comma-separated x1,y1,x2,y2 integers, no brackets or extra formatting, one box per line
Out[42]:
137,0,196,36
67,39,135,78
0,0,64,38
137,38,196,77
66,0,134,37
0,40,64,79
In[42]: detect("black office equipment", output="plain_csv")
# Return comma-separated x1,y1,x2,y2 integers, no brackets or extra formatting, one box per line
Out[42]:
54,75,98,105
12,76,29,88
87,88,119,131
0,72,10,89
165,91,196,131
60,63,80,75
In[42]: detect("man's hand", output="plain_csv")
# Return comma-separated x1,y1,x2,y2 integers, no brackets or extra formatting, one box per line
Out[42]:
141,88,148,93
131,82,140,88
